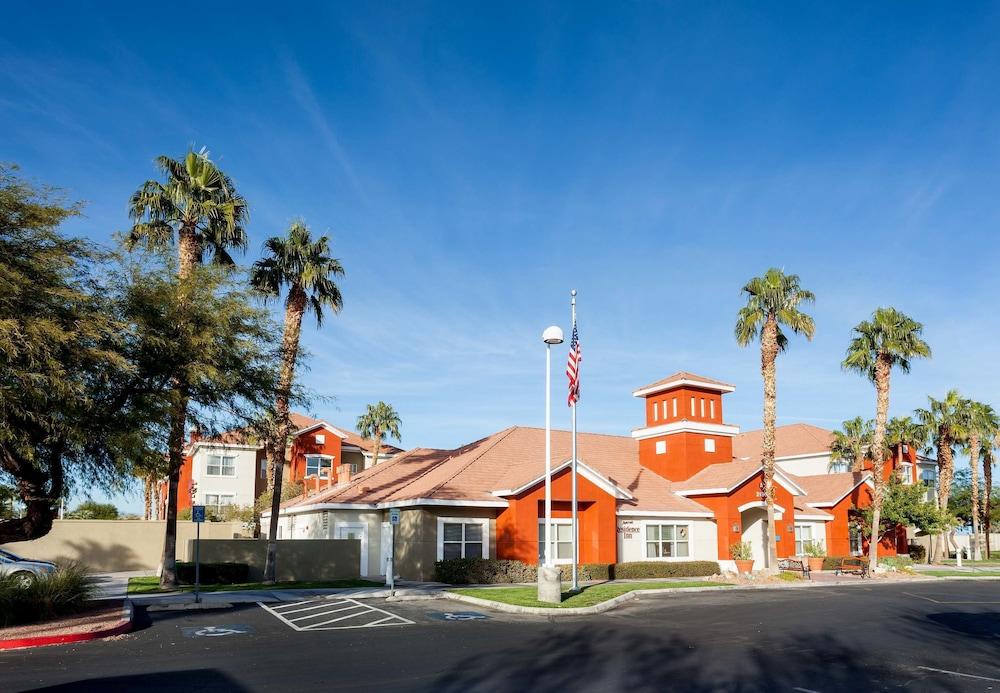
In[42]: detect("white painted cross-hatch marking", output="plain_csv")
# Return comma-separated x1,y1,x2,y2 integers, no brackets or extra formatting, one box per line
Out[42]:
259,598,414,631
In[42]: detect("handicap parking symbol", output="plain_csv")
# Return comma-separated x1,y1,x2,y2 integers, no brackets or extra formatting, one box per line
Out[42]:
428,611,489,621
181,624,254,637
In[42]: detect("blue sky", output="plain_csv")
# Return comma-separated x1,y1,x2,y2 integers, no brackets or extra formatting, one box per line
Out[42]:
4,3,1000,513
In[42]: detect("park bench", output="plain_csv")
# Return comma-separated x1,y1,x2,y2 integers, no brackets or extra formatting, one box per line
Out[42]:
778,558,811,579
835,556,870,579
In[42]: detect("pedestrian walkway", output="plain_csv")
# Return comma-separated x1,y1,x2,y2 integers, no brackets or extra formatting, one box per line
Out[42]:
92,570,155,600
128,580,446,607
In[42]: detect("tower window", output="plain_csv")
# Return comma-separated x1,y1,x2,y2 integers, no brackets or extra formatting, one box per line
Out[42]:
710,400,715,419
653,402,659,421
700,399,705,417
673,398,678,417
690,397,695,416
655,440,667,455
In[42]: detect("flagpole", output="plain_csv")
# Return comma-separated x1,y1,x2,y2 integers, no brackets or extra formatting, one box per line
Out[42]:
570,289,579,592
545,338,553,568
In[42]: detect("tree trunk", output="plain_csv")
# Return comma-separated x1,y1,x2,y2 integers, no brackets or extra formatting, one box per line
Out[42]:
0,443,65,543
760,315,780,575
969,433,981,561
932,433,955,563
158,224,199,588
143,476,153,521
264,286,307,584
985,449,993,559
371,426,382,468
152,479,160,521
867,356,891,574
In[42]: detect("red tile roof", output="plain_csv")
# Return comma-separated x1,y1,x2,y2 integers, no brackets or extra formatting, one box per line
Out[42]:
290,412,403,455
634,371,736,394
789,471,870,506
733,423,835,460
281,426,711,515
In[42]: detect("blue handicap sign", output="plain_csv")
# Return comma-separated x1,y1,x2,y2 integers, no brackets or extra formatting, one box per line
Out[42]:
192,505,206,523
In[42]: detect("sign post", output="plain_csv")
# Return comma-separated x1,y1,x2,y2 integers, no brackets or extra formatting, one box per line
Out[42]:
388,508,400,595
192,505,206,604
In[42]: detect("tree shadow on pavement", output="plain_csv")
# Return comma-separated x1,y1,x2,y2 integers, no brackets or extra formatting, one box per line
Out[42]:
27,668,249,692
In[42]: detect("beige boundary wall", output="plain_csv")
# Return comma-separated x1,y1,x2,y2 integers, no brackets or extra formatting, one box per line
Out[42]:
186,539,360,582
1,520,244,572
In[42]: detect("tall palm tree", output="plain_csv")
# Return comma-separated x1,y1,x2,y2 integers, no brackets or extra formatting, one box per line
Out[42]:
735,268,815,573
126,148,248,588
886,415,926,473
964,402,998,560
985,433,997,558
251,220,344,583
830,417,874,472
843,308,931,572
357,402,403,468
915,390,970,561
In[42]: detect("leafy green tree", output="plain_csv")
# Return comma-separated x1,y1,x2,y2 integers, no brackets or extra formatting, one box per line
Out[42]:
842,307,931,572
0,164,173,544
853,477,951,549
66,500,119,520
735,268,815,574
915,390,970,561
126,149,250,588
250,221,344,583
886,416,926,469
949,468,1000,531
962,402,998,558
830,417,874,472
986,434,998,556
356,402,403,468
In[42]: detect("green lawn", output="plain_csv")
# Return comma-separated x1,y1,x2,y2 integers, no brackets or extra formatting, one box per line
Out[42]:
449,580,724,608
921,570,1000,578
127,577,383,595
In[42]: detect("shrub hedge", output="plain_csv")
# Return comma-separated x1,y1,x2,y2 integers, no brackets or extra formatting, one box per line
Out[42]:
0,562,96,627
176,562,249,585
433,558,719,584
907,543,927,561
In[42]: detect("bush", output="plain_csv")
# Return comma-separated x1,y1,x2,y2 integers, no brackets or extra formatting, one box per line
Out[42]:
611,561,720,579
907,543,927,561
0,562,96,627
822,556,849,570
879,555,913,570
175,562,249,585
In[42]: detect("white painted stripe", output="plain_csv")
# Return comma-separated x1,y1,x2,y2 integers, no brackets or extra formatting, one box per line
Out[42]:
918,666,1000,683
793,687,822,693
275,601,345,616
289,604,365,623
257,601,305,632
303,609,377,629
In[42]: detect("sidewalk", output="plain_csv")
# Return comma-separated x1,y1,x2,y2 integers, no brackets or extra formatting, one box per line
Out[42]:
128,580,447,607
92,571,156,600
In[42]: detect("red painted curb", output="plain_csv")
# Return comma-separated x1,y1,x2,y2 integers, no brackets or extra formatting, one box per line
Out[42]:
0,601,134,651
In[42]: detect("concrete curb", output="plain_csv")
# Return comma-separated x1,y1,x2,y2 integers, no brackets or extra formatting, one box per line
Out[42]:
0,600,134,651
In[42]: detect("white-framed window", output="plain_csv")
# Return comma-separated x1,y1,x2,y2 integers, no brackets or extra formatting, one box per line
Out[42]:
537,519,573,564
315,434,325,444
690,397,695,415
645,523,690,559
849,524,863,556
259,459,267,480
206,454,236,477
921,469,937,487
898,463,913,485
652,402,659,422
655,440,667,455
710,400,715,420
794,524,816,555
704,438,716,453
672,398,678,417
204,494,235,514
305,455,334,478
700,398,705,417
902,444,909,453
437,518,489,560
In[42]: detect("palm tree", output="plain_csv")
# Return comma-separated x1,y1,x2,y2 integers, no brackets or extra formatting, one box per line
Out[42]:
735,268,815,573
915,390,970,562
357,402,403,468
985,433,997,558
964,402,999,560
251,220,344,583
843,308,931,572
126,148,248,588
886,415,926,473
830,417,874,472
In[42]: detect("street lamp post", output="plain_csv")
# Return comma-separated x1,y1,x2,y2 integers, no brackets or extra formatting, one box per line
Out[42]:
542,325,564,568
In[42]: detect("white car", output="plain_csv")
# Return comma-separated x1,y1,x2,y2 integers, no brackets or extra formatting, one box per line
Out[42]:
0,548,57,585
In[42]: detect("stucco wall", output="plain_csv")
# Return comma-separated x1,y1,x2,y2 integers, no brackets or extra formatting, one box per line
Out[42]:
1,520,245,572
192,445,261,508
617,516,718,562
775,454,836,476
184,538,359,582
393,507,498,582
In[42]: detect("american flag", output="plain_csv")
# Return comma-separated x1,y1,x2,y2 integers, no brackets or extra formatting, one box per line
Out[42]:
566,318,581,406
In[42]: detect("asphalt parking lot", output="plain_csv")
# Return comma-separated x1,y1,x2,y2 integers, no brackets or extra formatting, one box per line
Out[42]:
3,580,999,692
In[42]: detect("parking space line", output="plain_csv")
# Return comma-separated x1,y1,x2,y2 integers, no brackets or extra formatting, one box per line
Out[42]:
288,604,365,622
918,666,1000,683
278,601,349,616
306,610,376,628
